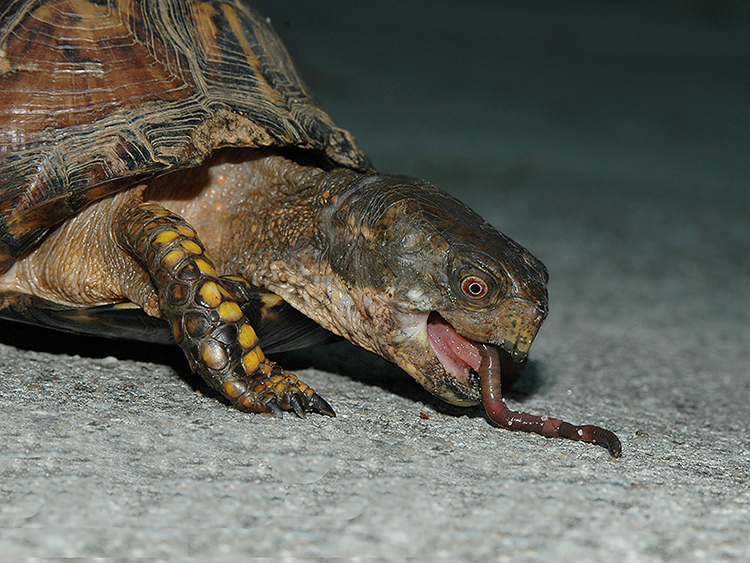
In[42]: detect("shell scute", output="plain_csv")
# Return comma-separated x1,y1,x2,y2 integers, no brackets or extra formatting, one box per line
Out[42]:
0,0,370,271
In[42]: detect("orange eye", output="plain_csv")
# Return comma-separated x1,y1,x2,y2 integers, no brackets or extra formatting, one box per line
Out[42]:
461,276,488,299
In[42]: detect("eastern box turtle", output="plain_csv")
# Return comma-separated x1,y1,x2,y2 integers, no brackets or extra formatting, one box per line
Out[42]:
0,0,621,457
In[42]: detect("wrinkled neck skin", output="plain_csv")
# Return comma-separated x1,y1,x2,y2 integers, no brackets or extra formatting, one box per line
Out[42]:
221,161,397,352
217,160,426,363
150,151,628,456
154,150,549,407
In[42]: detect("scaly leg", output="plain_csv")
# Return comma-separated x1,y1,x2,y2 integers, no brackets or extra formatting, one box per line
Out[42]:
117,201,334,417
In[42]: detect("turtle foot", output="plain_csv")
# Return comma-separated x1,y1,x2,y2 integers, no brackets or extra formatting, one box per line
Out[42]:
231,366,336,418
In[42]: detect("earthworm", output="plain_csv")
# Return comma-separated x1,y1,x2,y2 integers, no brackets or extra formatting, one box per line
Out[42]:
477,344,622,458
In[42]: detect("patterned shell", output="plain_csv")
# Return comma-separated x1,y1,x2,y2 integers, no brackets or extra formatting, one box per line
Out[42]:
0,0,370,272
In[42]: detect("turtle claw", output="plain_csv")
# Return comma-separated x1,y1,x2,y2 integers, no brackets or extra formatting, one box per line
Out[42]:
226,367,335,418
265,399,284,418
290,394,306,418
310,393,336,417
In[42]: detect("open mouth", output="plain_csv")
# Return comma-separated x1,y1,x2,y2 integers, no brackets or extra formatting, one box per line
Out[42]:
425,311,527,395
425,311,483,386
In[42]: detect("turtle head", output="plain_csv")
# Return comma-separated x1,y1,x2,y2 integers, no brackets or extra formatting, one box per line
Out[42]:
316,172,548,405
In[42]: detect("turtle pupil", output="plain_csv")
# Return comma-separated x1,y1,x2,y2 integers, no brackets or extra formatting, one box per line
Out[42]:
461,276,488,298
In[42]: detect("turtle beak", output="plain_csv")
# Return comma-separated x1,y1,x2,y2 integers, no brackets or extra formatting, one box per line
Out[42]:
491,298,547,364
499,332,535,363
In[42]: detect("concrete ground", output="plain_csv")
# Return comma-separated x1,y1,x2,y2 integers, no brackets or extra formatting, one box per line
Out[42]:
1,1,749,561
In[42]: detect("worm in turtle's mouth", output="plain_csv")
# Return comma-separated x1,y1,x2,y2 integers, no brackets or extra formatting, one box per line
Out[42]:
424,311,527,399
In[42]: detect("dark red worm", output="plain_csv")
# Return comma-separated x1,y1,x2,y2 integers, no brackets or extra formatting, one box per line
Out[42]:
477,344,622,458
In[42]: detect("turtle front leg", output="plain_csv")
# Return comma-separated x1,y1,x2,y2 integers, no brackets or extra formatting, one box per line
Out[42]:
117,201,334,417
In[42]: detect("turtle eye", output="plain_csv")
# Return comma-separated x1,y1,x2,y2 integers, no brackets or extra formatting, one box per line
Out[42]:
460,275,489,299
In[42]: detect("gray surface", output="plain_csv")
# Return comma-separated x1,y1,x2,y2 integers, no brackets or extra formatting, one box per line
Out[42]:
1,1,749,561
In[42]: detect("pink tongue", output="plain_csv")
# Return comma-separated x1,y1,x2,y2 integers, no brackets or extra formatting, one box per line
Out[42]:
426,315,482,371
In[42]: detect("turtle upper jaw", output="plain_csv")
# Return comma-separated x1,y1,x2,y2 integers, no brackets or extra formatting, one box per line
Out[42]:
426,311,533,368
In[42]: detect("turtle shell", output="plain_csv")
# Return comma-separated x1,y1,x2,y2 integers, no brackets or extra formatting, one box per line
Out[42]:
0,0,371,272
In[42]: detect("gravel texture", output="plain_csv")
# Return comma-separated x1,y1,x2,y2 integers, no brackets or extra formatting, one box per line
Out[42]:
1,1,749,561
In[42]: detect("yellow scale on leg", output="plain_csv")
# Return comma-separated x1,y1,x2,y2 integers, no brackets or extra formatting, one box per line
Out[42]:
118,202,333,417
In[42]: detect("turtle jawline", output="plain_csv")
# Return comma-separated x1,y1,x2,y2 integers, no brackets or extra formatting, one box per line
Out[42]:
425,311,484,386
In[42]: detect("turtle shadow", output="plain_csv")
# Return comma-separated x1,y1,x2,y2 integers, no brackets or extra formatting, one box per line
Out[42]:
0,318,223,404
0,319,548,419
0,319,186,371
